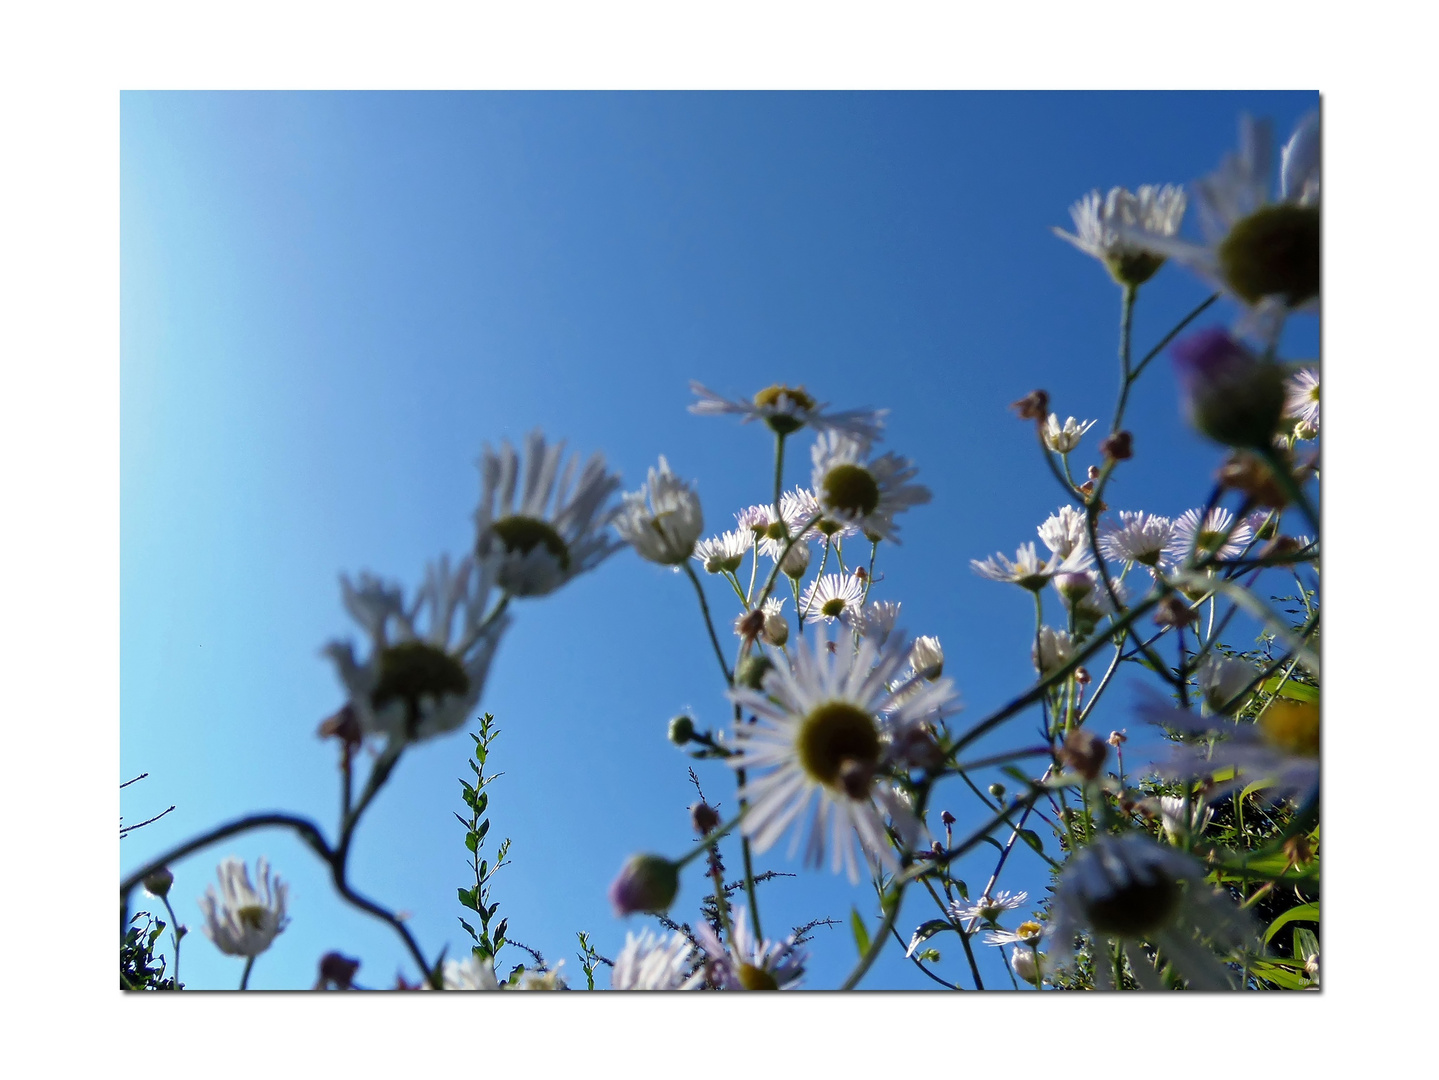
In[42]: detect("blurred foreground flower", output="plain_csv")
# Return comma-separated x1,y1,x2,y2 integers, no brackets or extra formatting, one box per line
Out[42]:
199,856,289,959
1170,328,1286,450
324,555,510,744
474,430,623,597
611,930,702,990
1047,833,1251,990
695,908,806,990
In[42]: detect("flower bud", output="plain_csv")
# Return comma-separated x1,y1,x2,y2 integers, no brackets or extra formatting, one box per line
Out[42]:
1053,572,1093,605
608,854,680,916
940,810,956,827
1059,729,1108,781
762,610,789,647
1011,946,1041,986
735,654,774,691
668,715,695,745
318,951,361,990
780,539,811,579
734,608,766,642
1100,430,1133,461
1012,390,1050,421
690,801,721,836
1153,594,1197,628
988,783,1006,799
1170,329,1287,450
142,868,174,898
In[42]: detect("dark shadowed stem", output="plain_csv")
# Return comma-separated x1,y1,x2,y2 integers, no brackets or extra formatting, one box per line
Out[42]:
1129,292,1221,382
919,875,982,990
889,921,961,990
684,562,735,685
240,956,256,990
1112,284,1138,434
160,895,183,986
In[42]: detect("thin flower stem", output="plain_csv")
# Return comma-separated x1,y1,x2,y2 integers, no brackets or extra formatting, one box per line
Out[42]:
772,431,786,521
240,955,256,991
1129,292,1221,382
684,562,735,685
1111,284,1138,434
890,921,962,990
918,876,982,990
160,895,183,986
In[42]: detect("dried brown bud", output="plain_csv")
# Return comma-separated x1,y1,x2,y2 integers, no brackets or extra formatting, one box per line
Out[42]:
1058,729,1108,781
1074,666,1091,685
940,810,956,827
1100,430,1133,461
735,608,766,643
317,702,363,747
1217,449,1293,508
318,951,361,990
1153,594,1198,628
690,801,721,836
1107,729,1127,747
1011,389,1050,421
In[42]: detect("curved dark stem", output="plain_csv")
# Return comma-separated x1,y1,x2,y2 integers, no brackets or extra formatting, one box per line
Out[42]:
683,562,734,685
889,922,961,989
1129,292,1221,382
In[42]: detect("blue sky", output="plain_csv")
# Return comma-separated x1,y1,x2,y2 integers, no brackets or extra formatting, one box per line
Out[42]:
120,91,1319,991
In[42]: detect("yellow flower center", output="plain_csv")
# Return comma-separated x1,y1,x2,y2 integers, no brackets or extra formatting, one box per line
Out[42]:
1014,920,1043,941
796,702,881,792
736,962,780,990
1258,699,1320,757
489,515,571,571
237,905,268,932
820,597,848,618
753,384,817,412
821,464,881,519
1217,204,1320,307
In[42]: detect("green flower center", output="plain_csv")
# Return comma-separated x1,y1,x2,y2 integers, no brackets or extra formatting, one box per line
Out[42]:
1259,699,1320,757
489,515,571,571
371,641,471,713
1216,204,1320,307
237,905,268,932
1084,875,1181,938
820,597,848,618
1106,251,1166,288
821,464,880,519
753,384,817,412
796,702,881,791
764,520,789,542
736,963,780,991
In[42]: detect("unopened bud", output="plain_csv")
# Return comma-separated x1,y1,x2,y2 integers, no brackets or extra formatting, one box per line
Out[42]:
988,783,1006,799
318,951,361,990
1011,946,1041,986
780,539,811,579
690,801,721,836
1074,666,1091,685
668,715,695,745
735,654,774,691
1012,389,1050,421
1054,571,1093,604
1107,729,1127,747
940,810,956,827
762,610,790,647
1100,431,1133,461
1153,594,1198,628
142,868,174,898
608,854,680,916
1170,329,1287,449
1059,729,1108,781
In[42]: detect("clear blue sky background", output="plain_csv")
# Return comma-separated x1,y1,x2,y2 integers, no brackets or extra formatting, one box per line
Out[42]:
120,91,1318,991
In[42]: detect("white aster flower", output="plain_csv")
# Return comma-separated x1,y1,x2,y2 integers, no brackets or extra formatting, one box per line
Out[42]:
1167,507,1254,564
1054,185,1188,287
949,890,1028,927
694,908,807,990
1123,114,1319,334
1284,368,1320,435
1141,689,1319,805
779,486,851,541
1047,832,1253,990
973,541,1092,591
1011,946,1043,986
853,600,902,645
1038,505,1091,558
690,381,887,447
693,528,754,574
728,626,959,881
801,571,866,624
1196,654,1257,715
1099,511,1175,571
610,930,703,991
984,920,1045,948
1032,626,1074,676
1041,415,1098,454
909,635,944,680
473,430,622,597
442,954,502,990
1149,794,1214,845
613,456,704,566
199,857,289,959
810,431,931,543
323,555,510,744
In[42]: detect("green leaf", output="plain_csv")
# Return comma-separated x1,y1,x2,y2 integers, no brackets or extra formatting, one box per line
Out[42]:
1263,901,1319,945
475,792,488,816
1019,829,1044,854
1261,676,1318,703
1293,927,1319,964
458,918,477,941
849,907,871,957
457,886,479,912
477,819,491,841
465,832,479,854
1250,959,1310,990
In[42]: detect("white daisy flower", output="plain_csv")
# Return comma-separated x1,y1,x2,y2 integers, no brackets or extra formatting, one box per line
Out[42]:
1038,505,1091,559
1041,414,1098,454
984,920,1045,948
694,908,807,990
972,542,1093,592
442,954,502,990
610,930,702,991
690,381,887,446
949,889,1028,926
1033,626,1074,676
1122,114,1319,331
473,430,623,597
780,485,858,542
736,503,777,538
1141,690,1319,805
323,555,510,744
1166,507,1254,564
1099,511,1175,571
909,635,944,680
199,857,289,959
800,571,866,624
853,600,902,645
728,626,959,881
1284,368,1320,435
1046,832,1253,990
1149,794,1214,844
693,528,754,575
1054,184,1188,287
810,431,931,543
613,456,704,566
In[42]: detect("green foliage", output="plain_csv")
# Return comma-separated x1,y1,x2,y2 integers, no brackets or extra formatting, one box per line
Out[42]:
456,714,513,965
120,912,182,991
